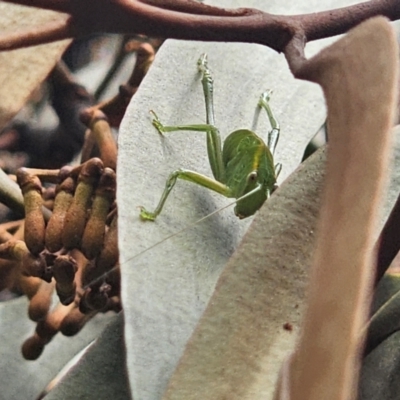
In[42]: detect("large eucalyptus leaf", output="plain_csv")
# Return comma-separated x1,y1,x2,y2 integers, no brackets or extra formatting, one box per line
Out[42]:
117,1,362,398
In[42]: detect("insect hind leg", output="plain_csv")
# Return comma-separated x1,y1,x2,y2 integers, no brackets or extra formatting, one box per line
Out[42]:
139,168,231,221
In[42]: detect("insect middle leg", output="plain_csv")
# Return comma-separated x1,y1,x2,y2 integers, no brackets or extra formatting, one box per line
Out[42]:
139,169,232,221
151,111,225,182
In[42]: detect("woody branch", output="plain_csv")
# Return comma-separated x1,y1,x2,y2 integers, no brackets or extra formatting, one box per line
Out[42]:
0,0,399,75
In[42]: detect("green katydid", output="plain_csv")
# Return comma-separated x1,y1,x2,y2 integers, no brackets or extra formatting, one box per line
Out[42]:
139,53,281,221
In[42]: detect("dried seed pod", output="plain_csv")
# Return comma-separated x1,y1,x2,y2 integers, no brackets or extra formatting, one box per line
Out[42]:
42,199,54,212
0,219,24,234
69,249,86,287
42,186,56,201
80,128,96,164
0,230,13,243
23,259,48,281
62,158,103,250
23,255,48,281
28,280,54,321
35,302,75,341
81,258,101,289
0,239,26,259
0,240,47,279
45,176,75,253
16,169,45,255
35,319,58,343
79,283,111,313
60,306,95,336
85,111,117,170
105,268,120,297
58,165,74,182
91,42,156,128
106,204,117,225
25,303,77,358
21,168,62,184
81,168,116,259
95,211,118,274
53,255,77,305
0,259,17,291
106,295,122,313
13,220,25,241
0,219,22,244
127,42,155,88
17,274,42,298
21,333,45,360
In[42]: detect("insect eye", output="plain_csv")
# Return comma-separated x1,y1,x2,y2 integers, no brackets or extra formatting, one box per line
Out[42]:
248,171,258,182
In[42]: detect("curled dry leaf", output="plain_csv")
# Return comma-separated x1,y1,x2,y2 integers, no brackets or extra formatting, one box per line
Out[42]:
282,17,398,400
0,2,70,129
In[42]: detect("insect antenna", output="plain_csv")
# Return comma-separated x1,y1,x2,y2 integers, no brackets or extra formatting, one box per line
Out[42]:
75,186,265,302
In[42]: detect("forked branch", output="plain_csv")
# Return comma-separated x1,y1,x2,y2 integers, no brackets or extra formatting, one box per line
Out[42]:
0,0,399,76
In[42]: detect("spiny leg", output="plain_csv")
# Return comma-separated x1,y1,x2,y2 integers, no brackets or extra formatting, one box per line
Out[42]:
139,169,232,221
197,54,225,181
275,163,282,178
258,91,280,156
197,54,216,126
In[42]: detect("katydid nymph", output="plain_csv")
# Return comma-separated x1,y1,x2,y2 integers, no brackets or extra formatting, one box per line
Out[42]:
139,54,281,221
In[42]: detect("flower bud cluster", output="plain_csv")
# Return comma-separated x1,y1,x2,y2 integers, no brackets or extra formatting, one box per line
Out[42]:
2,157,120,359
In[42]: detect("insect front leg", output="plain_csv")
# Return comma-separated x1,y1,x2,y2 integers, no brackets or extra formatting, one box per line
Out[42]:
151,111,226,181
139,169,231,221
258,91,280,156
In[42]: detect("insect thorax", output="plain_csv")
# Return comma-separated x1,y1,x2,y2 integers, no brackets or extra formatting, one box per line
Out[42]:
222,129,276,197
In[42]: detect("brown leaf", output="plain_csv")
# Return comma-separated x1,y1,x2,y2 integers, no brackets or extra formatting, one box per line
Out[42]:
286,17,398,400
0,3,70,130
